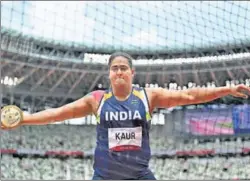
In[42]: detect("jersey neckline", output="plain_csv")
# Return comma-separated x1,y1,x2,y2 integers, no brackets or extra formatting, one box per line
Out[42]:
110,86,134,103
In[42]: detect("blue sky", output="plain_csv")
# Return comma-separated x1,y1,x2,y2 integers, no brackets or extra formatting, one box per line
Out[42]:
1,1,250,53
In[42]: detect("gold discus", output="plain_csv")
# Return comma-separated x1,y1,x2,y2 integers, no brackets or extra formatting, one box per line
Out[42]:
1,105,23,128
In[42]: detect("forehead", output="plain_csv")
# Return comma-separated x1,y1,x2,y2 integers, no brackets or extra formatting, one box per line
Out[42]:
110,56,130,66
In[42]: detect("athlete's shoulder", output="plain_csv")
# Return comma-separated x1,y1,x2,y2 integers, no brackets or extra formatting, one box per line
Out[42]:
88,90,106,102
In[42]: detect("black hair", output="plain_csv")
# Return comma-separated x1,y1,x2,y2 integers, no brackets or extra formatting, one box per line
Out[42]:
108,52,133,68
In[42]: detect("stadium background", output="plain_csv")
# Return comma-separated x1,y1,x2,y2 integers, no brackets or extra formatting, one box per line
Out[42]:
1,1,250,180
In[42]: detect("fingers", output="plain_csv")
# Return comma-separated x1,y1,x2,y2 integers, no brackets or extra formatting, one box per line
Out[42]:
233,92,248,99
232,84,250,99
238,84,250,93
1,124,19,130
1,126,18,130
1,125,8,130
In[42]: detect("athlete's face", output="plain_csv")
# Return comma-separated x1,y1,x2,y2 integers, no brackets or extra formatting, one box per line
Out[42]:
109,56,134,87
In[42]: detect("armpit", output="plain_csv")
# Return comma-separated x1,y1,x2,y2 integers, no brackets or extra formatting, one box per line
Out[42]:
144,88,155,114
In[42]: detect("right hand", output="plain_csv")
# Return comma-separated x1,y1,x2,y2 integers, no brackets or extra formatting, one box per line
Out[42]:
229,84,250,99
1,105,23,130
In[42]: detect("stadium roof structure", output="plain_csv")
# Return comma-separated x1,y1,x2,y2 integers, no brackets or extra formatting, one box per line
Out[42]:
1,30,250,111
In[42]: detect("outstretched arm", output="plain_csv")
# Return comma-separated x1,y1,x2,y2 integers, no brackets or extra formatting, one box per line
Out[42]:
21,95,93,125
3,90,104,127
148,84,250,109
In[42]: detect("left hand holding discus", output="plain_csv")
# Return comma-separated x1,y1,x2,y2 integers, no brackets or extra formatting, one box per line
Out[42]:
1,105,23,130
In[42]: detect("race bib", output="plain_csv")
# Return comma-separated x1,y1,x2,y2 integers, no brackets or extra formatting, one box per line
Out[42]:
108,127,142,151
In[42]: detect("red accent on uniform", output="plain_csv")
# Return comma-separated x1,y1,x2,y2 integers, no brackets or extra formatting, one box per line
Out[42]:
110,145,141,152
91,90,105,102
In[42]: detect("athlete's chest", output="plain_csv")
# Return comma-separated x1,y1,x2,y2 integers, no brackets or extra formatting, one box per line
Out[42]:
100,99,145,122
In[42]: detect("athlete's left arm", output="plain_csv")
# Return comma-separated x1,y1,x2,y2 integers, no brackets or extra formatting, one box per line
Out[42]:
147,84,250,109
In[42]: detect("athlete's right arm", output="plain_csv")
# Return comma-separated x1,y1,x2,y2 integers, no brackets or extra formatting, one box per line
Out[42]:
20,90,104,126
